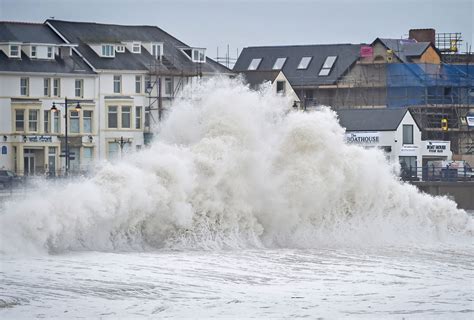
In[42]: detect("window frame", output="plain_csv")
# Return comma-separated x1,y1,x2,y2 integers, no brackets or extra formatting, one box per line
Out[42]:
107,106,118,129
47,46,53,59
31,46,37,58
53,78,60,97
135,106,142,129
101,44,115,57
297,57,312,70
10,44,20,58
319,56,337,76
272,57,287,70
248,58,262,70
83,110,93,134
402,124,414,145
20,77,29,96
44,78,51,97
113,75,122,94
69,110,80,134
15,109,25,132
132,42,141,54
121,106,131,129
75,79,84,98
135,75,142,94
28,109,39,132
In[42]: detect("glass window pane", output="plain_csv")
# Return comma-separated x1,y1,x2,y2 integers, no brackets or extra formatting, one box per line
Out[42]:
248,58,262,70
29,110,38,131
70,111,79,133
108,106,117,128
272,58,287,70
297,57,312,69
83,110,92,133
323,56,337,69
403,125,413,144
318,68,331,76
121,106,131,128
15,109,24,131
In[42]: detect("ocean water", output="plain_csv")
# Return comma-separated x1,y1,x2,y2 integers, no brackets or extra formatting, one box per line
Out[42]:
1,78,473,319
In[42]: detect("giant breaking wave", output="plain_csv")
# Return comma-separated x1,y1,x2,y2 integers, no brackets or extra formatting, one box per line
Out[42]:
0,78,472,254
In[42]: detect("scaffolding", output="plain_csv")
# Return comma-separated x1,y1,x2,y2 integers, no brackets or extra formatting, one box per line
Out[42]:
302,61,474,155
144,55,202,134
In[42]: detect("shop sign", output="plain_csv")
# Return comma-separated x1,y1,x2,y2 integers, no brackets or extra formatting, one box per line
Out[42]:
345,132,380,144
425,141,448,154
400,144,418,155
26,135,53,143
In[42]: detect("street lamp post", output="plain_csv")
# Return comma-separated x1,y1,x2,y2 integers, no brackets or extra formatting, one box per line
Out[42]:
51,97,81,176
113,136,131,159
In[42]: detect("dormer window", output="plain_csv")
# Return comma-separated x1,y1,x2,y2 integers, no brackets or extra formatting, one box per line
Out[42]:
47,46,53,59
248,58,262,70
116,45,125,53
10,45,20,58
31,46,37,58
151,43,162,59
101,44,115,57
180,48,206,63
132,42,141,53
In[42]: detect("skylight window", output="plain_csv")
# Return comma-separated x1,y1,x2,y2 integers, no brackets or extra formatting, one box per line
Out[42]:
319,56,337,76
297,57,312,69
248,58,262,70
272,57,287,70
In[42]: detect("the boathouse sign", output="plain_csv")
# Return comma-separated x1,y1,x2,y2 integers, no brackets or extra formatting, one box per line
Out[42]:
345,132,380,144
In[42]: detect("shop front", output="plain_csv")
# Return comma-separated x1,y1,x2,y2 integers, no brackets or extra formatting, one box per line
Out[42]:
13,135,60,176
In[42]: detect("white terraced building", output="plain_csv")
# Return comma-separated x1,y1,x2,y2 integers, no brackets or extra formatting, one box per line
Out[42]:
0,20,232,176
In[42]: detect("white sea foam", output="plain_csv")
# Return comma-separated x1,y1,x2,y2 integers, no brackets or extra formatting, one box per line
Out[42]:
0,77,472,255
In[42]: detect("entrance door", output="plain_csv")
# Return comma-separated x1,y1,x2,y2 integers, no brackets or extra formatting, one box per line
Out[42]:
23,149,35,176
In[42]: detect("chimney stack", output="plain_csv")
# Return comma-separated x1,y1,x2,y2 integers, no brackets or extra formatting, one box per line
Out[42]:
409,28,436,46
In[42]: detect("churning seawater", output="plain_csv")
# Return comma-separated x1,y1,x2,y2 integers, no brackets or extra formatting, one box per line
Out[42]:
1,78,473,319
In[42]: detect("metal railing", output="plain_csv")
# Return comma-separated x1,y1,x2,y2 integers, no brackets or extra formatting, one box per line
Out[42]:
400,165,473,182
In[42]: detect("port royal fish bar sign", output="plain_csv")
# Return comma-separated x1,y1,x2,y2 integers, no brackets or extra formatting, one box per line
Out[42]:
345,132,380,145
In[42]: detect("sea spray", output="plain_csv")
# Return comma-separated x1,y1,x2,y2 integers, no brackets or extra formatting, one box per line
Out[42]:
0,77,472,255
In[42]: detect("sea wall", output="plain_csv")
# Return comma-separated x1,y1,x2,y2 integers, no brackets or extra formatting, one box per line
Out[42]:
411,181,474,210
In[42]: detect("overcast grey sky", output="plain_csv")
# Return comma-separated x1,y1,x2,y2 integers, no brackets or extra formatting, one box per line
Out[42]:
1,0,473,59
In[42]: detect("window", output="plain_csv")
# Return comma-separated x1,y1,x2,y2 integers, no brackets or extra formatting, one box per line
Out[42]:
20,77,29,96
44,110,50,133
10,45,20,57
135,75,142,94
15,109,24,131
135,106,142,129
273,58,287,70
403,125,414,144
151,44,161,58
47,46,53,58
31,46,37,58
53,110,60,133
165,77,173,95
121,106,131,128
28,110,38,132
101,44,115,57
44,78,51,96
108,142,119,160
70,111,80,134
83,147,93,168
248,58,262,70
145,76,151,92
399,156,417,177
192,48,205,63
75,79,83,97
116,45,125,53
113,75,121,93
108,106,118,128
132,42,141,53
297,57,312,69
319,56,337,76
276,81,285,94
53,78,60,97
83,110,92,133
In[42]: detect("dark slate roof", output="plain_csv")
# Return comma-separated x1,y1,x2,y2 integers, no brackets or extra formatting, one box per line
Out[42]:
336,108,413,131
0,22,63,43
0,22,94,74
47,20,232,75
241,70,280,89
375,38,432,63
233,44,361,87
